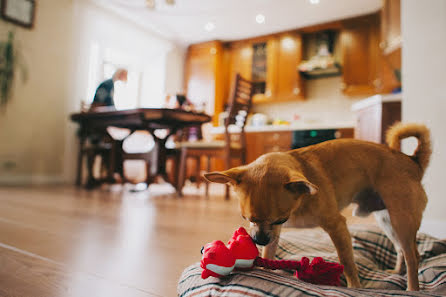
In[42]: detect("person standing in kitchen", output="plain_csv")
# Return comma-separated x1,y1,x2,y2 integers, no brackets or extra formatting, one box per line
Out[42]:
90,68,128,110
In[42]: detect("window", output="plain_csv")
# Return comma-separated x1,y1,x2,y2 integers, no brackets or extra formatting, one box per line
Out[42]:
86,43,141,110
102,62,140,110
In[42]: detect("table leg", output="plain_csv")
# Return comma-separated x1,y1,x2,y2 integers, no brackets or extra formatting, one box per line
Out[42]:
155,137,170,182
112,139,124,183
148,128,178,185
76,135,86,187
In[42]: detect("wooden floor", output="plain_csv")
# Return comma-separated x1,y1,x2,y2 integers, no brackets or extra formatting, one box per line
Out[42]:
0,183,374,297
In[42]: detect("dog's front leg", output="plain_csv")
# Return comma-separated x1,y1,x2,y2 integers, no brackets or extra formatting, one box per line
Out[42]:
261,225,282,259
321,215,361,288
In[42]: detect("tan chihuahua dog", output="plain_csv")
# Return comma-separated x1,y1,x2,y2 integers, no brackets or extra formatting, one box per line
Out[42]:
205,123,431,291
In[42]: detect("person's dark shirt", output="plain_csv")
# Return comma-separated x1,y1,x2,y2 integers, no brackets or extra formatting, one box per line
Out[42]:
92,78,114,106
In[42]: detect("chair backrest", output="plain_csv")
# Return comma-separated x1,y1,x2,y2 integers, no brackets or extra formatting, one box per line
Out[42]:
224,74,254,129
222,74,254,156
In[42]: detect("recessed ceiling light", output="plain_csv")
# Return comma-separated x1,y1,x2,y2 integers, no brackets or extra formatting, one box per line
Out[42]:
204,22,215,32
309,0,320,4
256,14,265,24
146,0,155,9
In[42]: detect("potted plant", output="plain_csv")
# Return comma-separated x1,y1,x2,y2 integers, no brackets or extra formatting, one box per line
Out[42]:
0,31,27,109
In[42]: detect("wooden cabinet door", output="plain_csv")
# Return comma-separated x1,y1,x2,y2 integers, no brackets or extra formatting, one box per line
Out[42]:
246,131,292,163
276,33,305,101
381,0,401,54
379,0,402,93
184,41,224,125
185,46,215,109
225,41,253,109
252,38,278,103
228,41,252,87
341,14,380,96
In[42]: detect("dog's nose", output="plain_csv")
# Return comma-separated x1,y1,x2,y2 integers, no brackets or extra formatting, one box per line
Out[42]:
253,232,270,246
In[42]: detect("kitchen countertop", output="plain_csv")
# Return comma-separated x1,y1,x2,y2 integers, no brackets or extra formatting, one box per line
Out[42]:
210,120,355,134
351,93,402,111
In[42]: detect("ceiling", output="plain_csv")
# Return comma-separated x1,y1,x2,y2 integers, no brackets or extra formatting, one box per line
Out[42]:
94,0,382,46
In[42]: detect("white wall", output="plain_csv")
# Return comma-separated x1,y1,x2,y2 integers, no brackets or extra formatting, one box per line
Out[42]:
0,0,75,184
165,46,186,96
0,0,185,185
252,77,363,124
402,0,446,236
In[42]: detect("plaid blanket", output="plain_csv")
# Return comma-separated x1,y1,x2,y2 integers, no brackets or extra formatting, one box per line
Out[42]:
178,225,446,296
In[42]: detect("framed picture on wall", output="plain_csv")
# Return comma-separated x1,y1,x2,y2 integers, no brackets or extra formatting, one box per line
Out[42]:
1,0,36,29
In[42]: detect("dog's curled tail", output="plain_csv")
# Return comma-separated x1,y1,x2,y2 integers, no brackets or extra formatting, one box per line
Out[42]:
386,122,431,175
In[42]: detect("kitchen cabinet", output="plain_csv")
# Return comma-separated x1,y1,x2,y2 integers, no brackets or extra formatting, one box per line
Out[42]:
381,0,401,55
340,13,400,95
184,41,225,126
183,13,399,123
245,131,292,163
276,33,305,101
340,14,381,96
352,94,401,144
227,37,280,104
380,0,402,93
227,41,252,85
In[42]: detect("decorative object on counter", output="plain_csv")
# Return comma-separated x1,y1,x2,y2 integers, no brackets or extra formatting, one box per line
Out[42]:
1,0,36,29
272,119,290,126
250,113,268,127
0,31,27,110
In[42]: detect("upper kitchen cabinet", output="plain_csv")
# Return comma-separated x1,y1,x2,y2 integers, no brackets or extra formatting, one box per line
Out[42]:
380,0,402,92
381,0,401,55
184,41,225,125
340,13,381,96
340,12,400,95
227,34,304,104
227,41,252,81
276,33,305,101
183,12,401,124
227,37,280,104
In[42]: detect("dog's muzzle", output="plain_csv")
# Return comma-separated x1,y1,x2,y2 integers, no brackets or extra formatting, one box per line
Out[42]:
252,231,270,246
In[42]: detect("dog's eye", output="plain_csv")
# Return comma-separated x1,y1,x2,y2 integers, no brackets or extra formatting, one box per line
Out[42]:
272,218,288,225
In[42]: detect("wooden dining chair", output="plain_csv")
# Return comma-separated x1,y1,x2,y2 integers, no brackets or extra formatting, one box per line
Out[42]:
118,131,156,185
176,74,254,199
76,133,115,189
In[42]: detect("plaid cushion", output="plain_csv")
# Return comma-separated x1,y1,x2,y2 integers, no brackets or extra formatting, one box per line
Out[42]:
178,225,446,297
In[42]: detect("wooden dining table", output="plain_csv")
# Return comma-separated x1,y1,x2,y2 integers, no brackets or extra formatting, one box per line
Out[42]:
70,108,212,189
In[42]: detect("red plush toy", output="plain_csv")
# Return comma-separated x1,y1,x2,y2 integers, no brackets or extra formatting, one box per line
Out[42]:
201,227,344,286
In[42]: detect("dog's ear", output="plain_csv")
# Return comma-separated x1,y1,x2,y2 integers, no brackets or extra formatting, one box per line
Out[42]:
284,177,318,196
204,167,245,184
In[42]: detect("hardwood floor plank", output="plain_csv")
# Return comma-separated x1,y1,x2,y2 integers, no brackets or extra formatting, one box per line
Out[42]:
0,243,159,297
